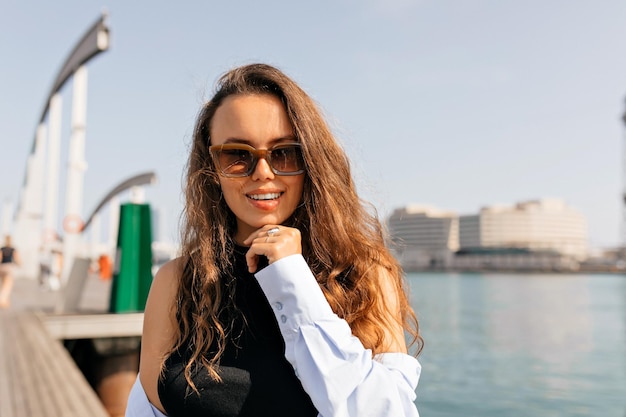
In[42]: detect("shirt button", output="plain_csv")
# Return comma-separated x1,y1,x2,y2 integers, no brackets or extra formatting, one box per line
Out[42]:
280,315,287,323
274,301,283,311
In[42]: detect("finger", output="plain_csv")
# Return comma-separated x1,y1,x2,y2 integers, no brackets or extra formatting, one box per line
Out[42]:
266,226,280,238
245,246,260,273
246,256,258,273
243,225,280,246
245,226,302,271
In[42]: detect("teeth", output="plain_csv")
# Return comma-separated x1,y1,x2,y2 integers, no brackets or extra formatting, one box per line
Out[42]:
248,193,281,201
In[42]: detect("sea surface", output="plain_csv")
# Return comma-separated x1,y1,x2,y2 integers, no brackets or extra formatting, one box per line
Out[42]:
407,272,626,417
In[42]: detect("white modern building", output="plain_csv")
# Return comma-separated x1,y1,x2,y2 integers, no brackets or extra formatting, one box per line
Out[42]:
386,205,459,270
388,199,589,271
454,199,588,271
459,199,587,255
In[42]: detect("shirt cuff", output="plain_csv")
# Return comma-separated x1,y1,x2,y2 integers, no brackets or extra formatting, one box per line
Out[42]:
254,254,335,336
375,352,422,389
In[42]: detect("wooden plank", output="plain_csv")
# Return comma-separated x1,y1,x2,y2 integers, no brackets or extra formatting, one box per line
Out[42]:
19,313,58,416
6,312,40,416
43,312,144,340
23,313,109,417
0,313,15,417
0,311,109,417
11,312,64,416
19,313,82,416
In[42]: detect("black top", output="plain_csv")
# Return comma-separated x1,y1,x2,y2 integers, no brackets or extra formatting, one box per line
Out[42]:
1,247,14,264
158,249,318,417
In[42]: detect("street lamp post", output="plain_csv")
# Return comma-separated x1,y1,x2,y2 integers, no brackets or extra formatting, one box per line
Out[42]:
13,13,110,280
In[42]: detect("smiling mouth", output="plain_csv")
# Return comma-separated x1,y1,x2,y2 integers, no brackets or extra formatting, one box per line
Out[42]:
247,192,282,201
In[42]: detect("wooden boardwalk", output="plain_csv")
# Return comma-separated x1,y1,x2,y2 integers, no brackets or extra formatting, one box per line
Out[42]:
0,274,144,417
0,311,110,417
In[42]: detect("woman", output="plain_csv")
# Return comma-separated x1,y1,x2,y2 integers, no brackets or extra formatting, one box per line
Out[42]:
126,63,423,417
0,235,20,309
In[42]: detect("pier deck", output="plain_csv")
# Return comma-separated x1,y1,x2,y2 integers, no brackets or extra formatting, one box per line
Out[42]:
0,310,110,417
0,274,144,417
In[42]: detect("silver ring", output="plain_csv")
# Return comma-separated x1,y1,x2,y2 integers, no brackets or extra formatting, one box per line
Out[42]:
267,227,280,237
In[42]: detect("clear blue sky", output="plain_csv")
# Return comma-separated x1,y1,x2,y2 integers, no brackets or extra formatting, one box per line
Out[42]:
2,1,626,248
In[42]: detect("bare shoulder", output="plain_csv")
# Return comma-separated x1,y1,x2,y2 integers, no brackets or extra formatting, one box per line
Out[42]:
155,256,185,283
375,265,403,301
144,257,183,311
374,265,409,354
143,255,184,340
139,256,185,413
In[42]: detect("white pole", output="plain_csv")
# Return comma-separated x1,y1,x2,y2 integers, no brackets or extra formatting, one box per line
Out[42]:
20,124,47,227
18,94,64,281
31,124,48,246
61,65,89,283
25,125,47,276
33,124,48,212
11,122,50,279
45,94,63,239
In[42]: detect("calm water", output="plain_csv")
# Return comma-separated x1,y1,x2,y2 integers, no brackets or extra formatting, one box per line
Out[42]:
407,272,626,417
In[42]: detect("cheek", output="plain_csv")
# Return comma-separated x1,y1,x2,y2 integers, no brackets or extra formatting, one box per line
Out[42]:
219,178,244,204
288,177,305,203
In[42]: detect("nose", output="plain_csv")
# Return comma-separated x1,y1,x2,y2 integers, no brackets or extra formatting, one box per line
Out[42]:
250,156,275,181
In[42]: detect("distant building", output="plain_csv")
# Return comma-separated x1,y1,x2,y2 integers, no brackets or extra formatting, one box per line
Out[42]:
387,205,459,270
388,199,589,272
456,199,588,271
460,199,587,256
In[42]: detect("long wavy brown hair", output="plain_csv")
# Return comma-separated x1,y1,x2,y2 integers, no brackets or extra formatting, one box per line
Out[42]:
173,63,423,385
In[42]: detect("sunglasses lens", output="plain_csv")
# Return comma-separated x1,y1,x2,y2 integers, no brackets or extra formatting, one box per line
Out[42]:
217,148,254,176
211,143,305,177
270,145,305,174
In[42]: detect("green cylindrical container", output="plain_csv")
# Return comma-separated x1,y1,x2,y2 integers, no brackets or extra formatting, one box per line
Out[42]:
109,203,153,313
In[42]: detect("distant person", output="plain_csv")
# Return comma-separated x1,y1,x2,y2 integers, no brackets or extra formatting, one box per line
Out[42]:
38,245,52,288
126,63,423,416
0,235,21,309
49,248,63,290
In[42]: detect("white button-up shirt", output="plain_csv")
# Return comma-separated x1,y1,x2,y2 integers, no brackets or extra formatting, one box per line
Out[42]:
126,254,421,417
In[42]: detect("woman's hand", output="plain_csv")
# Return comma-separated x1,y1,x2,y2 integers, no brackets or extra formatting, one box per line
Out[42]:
243,225,302,273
